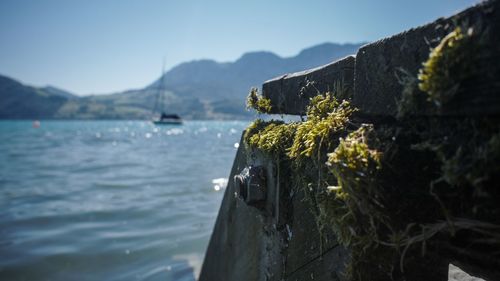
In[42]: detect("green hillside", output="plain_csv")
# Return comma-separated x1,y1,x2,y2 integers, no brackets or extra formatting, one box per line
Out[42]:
0,42,363,120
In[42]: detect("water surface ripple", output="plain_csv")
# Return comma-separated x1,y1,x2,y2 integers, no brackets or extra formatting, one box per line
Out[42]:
0,120,247,281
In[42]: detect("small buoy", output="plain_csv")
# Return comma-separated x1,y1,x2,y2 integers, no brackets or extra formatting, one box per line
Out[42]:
32,120,40,128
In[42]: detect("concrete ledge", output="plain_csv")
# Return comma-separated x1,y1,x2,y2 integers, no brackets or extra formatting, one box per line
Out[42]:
353,0,500,117
262,56,355,115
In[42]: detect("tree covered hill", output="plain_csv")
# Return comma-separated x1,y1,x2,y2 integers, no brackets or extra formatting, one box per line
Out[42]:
0,42,364,120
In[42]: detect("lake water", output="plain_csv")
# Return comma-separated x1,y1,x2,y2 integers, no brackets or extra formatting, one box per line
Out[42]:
0,120,248,281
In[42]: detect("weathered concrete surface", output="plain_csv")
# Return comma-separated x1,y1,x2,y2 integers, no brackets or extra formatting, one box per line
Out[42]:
353,0,500,117
200,137,350,281
198,141,261,281
285,246,349,281
262,56,355,115
199,138,287,281
201,2,500,281
284,181,341,277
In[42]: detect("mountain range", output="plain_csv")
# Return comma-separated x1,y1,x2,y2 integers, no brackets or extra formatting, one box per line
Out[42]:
0,42,364,120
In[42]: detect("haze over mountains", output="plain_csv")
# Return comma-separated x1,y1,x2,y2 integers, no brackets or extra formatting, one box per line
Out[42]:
0,42,364,120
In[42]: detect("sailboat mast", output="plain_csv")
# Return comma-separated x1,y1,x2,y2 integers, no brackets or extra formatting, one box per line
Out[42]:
152,59,166,116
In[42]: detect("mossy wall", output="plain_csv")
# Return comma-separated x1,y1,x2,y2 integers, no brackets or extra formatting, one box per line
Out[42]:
242,11,500,280
201,2,500,281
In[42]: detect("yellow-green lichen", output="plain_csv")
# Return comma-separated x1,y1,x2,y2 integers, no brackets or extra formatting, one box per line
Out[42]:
418,27,477,106
246,87,273,113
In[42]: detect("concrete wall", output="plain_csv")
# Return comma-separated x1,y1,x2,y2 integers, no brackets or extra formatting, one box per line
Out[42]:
200,1,500,280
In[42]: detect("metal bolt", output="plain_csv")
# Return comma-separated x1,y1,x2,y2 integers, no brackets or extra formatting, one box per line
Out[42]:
246,166,266,205
234,174,247,201
234,166,266,207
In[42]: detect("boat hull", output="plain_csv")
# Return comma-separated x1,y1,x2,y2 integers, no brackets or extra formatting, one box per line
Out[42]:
152,119,183,125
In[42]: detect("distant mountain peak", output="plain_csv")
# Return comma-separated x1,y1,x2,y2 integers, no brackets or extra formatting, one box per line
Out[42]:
237,51,281,62
297,42,367,58
1,42,364,120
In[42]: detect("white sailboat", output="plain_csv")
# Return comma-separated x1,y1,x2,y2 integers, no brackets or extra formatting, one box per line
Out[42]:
151,62,182,125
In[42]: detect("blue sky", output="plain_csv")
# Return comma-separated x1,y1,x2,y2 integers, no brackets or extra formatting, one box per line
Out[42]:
0,0,477,95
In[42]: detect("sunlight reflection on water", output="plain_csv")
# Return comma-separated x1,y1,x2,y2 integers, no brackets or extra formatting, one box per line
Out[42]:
0,120,248,281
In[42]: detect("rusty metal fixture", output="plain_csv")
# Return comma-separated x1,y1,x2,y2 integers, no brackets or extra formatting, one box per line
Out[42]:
234,174,247,201
234,166,266,206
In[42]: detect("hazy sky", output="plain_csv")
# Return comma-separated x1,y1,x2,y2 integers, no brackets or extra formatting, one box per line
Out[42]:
0,0,477,95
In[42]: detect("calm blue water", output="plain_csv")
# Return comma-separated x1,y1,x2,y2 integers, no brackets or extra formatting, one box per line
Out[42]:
0,120,248,281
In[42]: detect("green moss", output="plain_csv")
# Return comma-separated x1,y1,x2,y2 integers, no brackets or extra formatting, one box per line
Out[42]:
243,88,500,279
442,132,500,189
241,29,500,277
306,93,345,119
244,86,500,278
246,87,272,113
397,27,478,117
328,124,382,179
321,125,383,246
243,92,369,254
244,119,297,156
244,92,354,160
243,119,270,145
289,93,355,158
418,27,477,106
